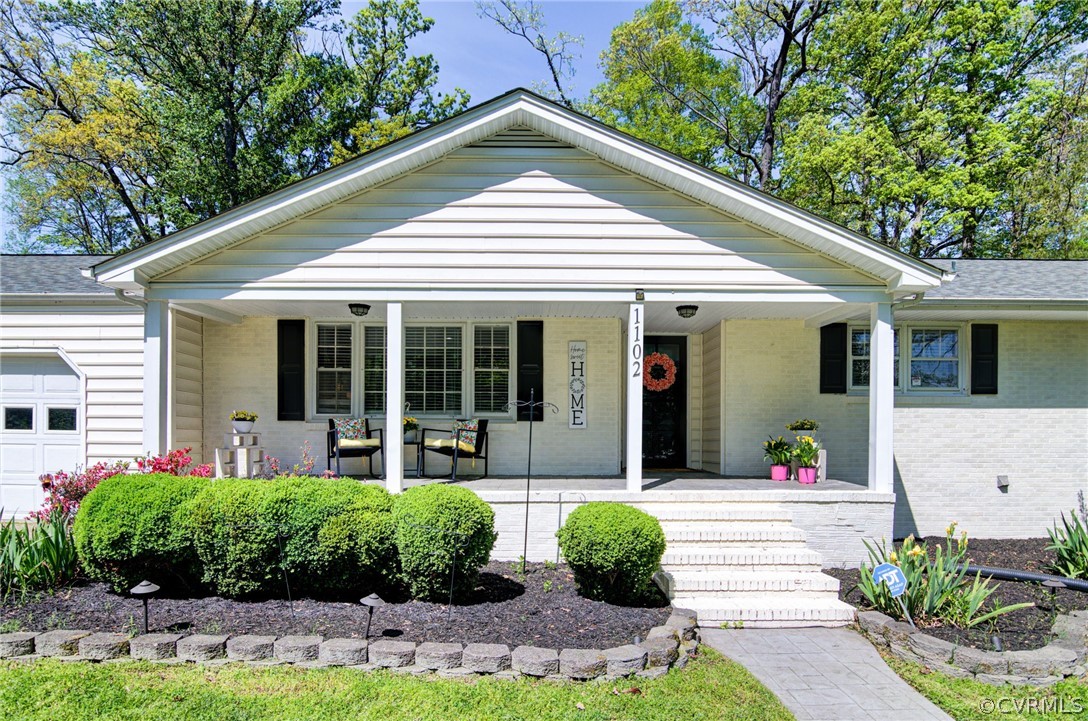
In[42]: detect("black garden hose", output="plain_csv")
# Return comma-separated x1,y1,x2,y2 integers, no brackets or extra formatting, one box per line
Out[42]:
958,564,1088,593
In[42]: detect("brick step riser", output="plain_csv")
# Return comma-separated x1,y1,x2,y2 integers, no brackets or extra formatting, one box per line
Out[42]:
659,580,840,594
660,563,824,573
646,512,793,523
665,538,808,547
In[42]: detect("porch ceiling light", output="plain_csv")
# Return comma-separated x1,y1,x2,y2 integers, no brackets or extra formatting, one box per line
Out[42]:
348,303,371,317
676,305,699,319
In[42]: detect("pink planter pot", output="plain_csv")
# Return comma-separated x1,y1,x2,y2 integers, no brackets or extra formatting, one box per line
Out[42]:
770,464,790,481
797,467,817,484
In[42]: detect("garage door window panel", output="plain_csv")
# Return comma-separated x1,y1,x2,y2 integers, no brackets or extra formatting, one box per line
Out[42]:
47,407,78,432
3,407,33,431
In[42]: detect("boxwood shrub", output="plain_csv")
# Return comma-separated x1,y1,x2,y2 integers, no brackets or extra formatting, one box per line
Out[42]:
392,484,496,601
556,502,666,603
73,472,211,592
184,477,395,599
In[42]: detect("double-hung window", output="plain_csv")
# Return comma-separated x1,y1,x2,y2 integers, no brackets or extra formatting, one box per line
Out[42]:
473,325,511,414
316,324,352,414
849,325,962,392
907,328,959,389
849,328,899,389
405,326,463,415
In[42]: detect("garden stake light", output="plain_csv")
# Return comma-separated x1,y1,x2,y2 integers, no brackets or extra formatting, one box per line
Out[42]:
504,387,558,575
129,580,160,634
360,593,385,638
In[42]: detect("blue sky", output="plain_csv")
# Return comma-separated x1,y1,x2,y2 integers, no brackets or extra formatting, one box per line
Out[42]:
343,1,645,102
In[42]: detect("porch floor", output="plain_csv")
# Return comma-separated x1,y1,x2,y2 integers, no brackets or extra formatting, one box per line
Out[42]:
358,471,869,495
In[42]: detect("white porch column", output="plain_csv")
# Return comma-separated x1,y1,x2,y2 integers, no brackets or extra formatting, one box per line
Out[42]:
626,303,644,492
385,302,404,493
142,300,170,456
868,301,894,493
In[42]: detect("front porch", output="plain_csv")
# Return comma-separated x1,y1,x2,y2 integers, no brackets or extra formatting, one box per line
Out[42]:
357,472,891,571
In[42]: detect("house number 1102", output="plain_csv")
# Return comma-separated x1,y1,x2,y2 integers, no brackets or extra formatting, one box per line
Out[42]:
631,306,642,378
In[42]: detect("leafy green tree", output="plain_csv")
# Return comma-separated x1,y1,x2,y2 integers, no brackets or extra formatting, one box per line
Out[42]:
1,0,468,253
780,0,1088,257
588,0,758,178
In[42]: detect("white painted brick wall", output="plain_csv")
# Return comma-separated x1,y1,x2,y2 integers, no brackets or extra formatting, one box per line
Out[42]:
202,316,621,476
723,319,1088,540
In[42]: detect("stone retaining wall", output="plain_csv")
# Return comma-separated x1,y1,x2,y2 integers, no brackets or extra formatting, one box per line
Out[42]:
858,610,1088,687
0,610,700,682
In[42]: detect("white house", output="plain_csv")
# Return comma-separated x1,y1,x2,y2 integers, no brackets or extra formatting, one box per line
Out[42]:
2,91,1086,624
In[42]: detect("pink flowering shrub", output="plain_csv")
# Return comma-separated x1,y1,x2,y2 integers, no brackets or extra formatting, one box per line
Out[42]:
33,460,129,521
35,448,212,521
134,446,212,477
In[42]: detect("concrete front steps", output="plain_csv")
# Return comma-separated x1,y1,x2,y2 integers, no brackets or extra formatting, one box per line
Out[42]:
651,503,856,628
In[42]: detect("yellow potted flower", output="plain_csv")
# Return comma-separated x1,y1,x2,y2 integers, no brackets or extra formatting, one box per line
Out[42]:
403,416,419,443
792,435,820,484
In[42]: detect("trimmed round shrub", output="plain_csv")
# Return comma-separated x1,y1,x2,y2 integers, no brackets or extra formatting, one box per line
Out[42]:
392,484,496,601
183,477,395,599
73,472,211,592
556,502,666,603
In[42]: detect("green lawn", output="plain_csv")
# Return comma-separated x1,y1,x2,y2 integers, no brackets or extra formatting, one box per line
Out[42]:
886,654,1088,720
0,648,791,721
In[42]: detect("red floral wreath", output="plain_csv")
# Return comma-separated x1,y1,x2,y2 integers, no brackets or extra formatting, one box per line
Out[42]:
643,352,677,392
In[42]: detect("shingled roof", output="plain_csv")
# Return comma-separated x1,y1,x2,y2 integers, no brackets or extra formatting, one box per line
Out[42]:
925,259,1088,301
0,254,114,295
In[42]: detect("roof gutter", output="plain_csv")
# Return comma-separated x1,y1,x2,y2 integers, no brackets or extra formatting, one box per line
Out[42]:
113,289,146,309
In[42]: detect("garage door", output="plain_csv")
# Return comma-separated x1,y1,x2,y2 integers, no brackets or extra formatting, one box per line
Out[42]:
0,355,82,517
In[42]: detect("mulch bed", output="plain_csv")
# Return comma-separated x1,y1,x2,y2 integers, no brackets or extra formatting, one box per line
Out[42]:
0,561,670,649
826,537,1088,652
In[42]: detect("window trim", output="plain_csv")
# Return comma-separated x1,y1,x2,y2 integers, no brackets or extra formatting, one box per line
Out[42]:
847,322,967,395
307,319,516,421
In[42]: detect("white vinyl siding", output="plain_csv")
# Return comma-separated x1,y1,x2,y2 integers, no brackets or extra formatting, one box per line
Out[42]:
700,322,723,473
0,306,144,463
171,311,204,462
157,130,886,292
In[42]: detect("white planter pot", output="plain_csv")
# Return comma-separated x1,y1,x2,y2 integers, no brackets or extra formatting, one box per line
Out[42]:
232,420,254,433
404,430,418,443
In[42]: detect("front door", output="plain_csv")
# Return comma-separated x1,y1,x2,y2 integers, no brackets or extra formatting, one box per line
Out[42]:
642,336,686,469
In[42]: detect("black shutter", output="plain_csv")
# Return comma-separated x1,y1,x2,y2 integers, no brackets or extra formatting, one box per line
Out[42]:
971,324,998,395
820,323,848,394
516,320,544,421
278,319,306,421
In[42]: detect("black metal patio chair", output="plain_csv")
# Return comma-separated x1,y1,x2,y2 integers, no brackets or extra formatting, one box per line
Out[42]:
327,417,384,478
420,419,489,481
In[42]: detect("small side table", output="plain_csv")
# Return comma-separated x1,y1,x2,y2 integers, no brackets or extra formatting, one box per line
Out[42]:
403,438,423,478
214,432,265,479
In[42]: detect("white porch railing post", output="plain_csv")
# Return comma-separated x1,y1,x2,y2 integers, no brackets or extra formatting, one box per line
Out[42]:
626,303,644,492
385,302,404,493
142,300,170,456
868,301,894,493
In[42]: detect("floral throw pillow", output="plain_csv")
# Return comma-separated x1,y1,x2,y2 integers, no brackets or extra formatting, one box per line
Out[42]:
452,419,479,449
333,417,367,440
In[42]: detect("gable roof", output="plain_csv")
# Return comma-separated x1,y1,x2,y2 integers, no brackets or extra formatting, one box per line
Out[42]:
925,260,1088,302
1,254,114,296
88,89,944,294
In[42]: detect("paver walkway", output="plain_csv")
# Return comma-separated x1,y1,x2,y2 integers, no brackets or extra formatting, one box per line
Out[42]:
700,627,953,721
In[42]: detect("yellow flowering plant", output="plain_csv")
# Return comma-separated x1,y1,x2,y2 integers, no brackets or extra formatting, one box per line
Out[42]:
403,416,419,431
229,410,258,422
858,522,1031,627
791,436,820,468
